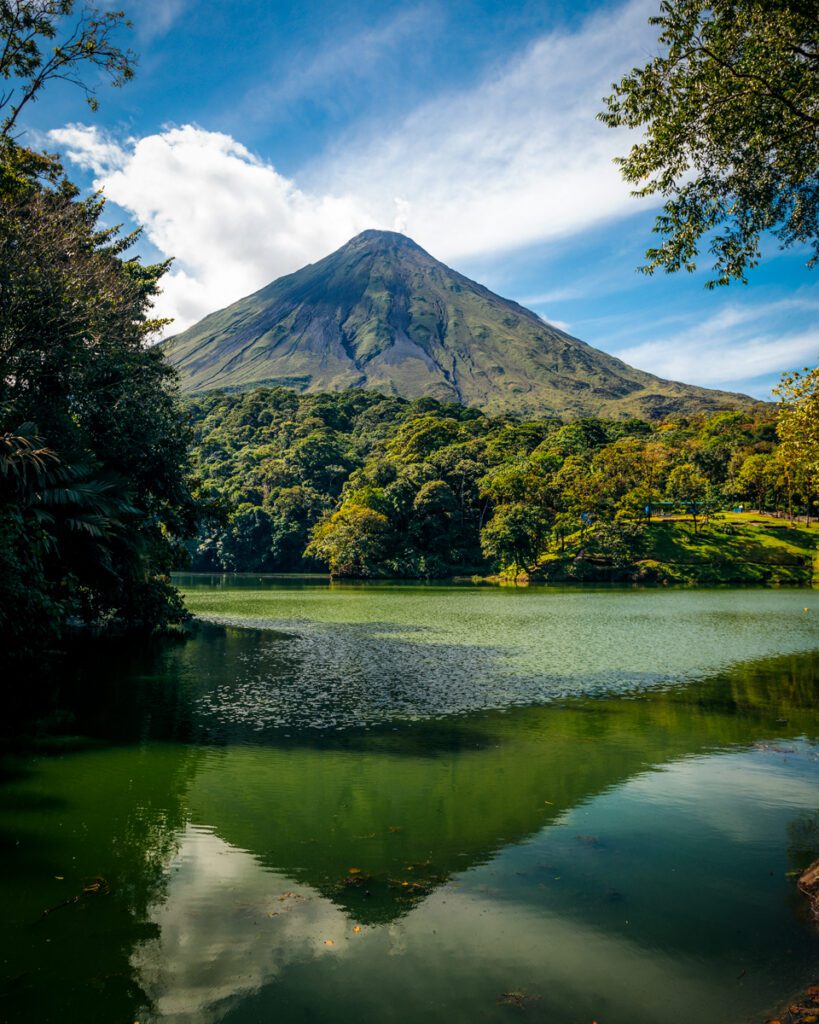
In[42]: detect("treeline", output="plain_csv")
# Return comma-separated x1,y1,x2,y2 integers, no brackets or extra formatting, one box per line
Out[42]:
0,8,195,658
187,386,814,579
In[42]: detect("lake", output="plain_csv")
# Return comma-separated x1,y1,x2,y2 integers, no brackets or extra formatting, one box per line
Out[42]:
1,579,818,1024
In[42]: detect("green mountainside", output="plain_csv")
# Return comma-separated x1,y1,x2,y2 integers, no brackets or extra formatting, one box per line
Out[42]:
164,230,758,419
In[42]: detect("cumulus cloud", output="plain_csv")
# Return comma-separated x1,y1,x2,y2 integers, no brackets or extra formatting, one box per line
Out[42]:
51,124,379,329
540,315,572,333
132,826,353,1024
616,298,819,392
51,0,657,331
522,286,588,306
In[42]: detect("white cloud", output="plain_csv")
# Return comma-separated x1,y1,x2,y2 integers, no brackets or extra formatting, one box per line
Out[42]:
522,286,587,306
132,825,354,1024
313,0,657,262
54,123,128,175
616,298,819,392
541,316,572,332
134,0,190,42
132,821,737,1024
51,124,379,330
235,5,437,126
51,0,658,332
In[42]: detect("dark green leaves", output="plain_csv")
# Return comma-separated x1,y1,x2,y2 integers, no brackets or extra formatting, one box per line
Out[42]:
600,0,819,284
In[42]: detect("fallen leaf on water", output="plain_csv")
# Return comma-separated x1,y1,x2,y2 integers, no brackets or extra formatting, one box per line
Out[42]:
348,868,361,874
497,991,541,1009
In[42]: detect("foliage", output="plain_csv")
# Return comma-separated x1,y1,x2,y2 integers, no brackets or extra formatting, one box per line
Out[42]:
0,0,197,658
0,151,194,654
666,462,709,531
186,386,801,580
306,504,392,578
600,0,819,285
584,521,648,567
0,0,134,138
774,363,819,518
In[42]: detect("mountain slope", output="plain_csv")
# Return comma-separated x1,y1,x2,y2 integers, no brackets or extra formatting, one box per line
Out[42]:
163,230,757,419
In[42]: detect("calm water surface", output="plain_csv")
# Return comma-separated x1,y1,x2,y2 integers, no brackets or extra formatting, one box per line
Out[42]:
1,579,818,1024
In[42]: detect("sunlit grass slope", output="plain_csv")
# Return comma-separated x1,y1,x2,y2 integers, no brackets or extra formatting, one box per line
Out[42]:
642,515,817,584
535,514,818,585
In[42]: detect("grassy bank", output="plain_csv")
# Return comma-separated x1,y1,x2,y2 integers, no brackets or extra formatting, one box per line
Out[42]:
526,513,818,586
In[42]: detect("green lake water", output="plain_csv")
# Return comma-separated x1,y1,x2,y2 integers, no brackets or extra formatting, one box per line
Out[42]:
1,579,818,1024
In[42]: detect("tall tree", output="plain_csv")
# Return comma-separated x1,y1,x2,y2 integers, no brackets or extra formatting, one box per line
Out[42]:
0,0,134,138
774,363,819,521
600,0,819,285
0,150,195,648
0,3,194,654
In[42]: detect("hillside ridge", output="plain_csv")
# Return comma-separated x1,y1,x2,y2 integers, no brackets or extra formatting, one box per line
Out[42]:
163,230,759,420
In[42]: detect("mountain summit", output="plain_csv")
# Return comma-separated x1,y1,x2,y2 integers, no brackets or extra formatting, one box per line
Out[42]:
164,230,755,419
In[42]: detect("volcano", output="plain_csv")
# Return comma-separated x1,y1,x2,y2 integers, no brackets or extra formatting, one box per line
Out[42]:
164,230,756,419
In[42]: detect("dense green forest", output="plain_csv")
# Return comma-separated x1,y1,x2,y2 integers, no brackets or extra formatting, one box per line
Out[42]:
0,145,196,656
186,386,817,581
0,3,195,658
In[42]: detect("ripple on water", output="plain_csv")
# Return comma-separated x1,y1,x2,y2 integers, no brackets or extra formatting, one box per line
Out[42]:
191,586,819,732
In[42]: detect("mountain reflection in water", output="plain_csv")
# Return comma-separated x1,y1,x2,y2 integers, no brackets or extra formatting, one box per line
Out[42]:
1,584,817,1024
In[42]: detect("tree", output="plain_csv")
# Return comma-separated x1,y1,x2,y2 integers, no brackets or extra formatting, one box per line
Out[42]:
411,479,458,556
600,0,819,285
774,363,819,521
0,146,194,649
268,485,330,570
480,502,554,575
218,505,274,572
666,462,709,531
306,504,392,577
387,415,462,463
584,520,648,567
733,451,781,510
0,0,134,139
553,455,605,537
478,455,558,572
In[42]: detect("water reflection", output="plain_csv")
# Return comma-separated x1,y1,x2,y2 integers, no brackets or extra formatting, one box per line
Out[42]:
0,592,817,1024
130,825,720,1024
132,826,352,1024
126,737,819,1024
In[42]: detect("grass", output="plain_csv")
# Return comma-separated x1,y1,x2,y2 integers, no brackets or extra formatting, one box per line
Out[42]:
641,513,817,585
531,512,818,586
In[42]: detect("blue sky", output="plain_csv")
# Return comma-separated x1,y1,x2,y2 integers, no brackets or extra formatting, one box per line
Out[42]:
22,0,818,398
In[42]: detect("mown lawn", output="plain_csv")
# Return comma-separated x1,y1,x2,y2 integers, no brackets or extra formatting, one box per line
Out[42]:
642,514,817,584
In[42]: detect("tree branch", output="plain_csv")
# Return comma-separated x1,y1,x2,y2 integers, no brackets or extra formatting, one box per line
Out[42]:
695,38,819,127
